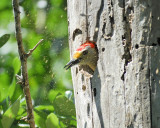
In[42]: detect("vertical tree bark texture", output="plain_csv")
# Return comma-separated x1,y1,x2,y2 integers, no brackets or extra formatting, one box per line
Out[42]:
67,0,160,128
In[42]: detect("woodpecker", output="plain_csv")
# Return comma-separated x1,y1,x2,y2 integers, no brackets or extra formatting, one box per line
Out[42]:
64,41,98,71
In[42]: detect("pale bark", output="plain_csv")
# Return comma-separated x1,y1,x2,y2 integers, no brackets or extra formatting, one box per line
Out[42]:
67,0,160,127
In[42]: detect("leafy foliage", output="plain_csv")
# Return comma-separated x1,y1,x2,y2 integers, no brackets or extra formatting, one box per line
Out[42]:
1,97,20,128
0,34,10,48
0,0,76,127
46,113,59,128
53,95,76,117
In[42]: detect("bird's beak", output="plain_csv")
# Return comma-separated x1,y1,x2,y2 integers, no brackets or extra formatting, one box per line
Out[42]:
64,58,81,70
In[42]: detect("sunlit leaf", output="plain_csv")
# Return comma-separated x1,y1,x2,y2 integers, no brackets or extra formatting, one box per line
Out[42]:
0,0,10,10
13,57,21,74
16,106,27,120
59,121,67,128
0,73,10,102
48,90,61,102
8,78,16,99
34,109,47,128
35,105,54,111
70,118,77,127
45,113,59,128
16,98,27,120
1,97,21,128
53,95,76,117
0,34,10,48
51,0,63,7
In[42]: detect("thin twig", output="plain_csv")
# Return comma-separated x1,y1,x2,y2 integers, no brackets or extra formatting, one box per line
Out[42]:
26,39,44,57
12,0,36,127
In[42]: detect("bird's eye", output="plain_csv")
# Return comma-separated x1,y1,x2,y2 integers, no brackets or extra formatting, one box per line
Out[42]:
82,50,88,55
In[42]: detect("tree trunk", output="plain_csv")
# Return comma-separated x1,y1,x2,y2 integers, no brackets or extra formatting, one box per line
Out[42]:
67,0,160,127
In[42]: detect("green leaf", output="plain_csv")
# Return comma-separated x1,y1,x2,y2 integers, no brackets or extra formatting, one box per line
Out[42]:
1,97,21,128
8,57,21,99
48,90,61,102
70,118,77,127
8,78,16,99
0,34,10,48
59,121,67,128
53,95,76,117
34,109,48,128
35,105,54,111
45,113,59,128
13,57,21,74
16,98,27,120
0,73,10,102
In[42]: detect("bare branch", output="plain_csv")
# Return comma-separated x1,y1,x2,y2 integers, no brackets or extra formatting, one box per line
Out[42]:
26,39,44,57
12,0,25,57
12,0,35,127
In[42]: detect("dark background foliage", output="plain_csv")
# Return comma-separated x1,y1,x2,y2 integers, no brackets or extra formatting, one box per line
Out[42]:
0,0,76,127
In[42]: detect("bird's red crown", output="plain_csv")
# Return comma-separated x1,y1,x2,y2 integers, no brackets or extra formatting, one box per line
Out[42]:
76,41,95,51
